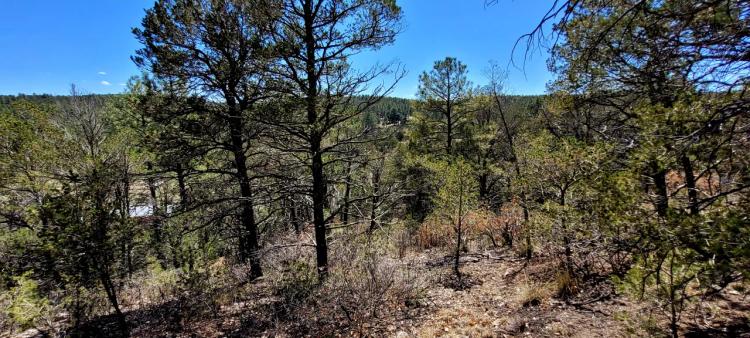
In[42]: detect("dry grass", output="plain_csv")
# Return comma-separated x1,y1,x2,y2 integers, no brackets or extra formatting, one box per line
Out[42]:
221,226,433,336
515,277,555,308
416,306,499,338
414,207,521,250
22,221,747,338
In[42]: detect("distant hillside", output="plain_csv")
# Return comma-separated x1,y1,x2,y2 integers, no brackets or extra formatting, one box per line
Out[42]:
363,96,414,125
0,94,70,107
0,94,120,111
502,94,546,120
1,94,544,123
362,94,545,126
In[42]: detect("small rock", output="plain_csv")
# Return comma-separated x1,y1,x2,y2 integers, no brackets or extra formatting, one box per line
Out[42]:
16,328,43,338
395,330,410,338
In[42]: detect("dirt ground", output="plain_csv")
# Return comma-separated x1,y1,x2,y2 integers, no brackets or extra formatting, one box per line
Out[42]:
157,251,748,337
15,248,748,338
384,251,659,338
403,251,749,338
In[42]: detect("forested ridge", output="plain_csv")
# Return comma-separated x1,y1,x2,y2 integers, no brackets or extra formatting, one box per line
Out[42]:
0,95,542,127
1,1,749,337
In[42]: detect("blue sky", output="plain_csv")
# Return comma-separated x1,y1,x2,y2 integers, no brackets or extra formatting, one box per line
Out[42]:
0,0,553,97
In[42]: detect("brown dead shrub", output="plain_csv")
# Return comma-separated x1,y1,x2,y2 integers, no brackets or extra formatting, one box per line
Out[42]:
264,227,429,336
515,277,555,308
414,205,522,251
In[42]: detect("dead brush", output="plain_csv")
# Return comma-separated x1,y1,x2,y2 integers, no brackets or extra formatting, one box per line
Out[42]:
554,269,580,299
496,199,524,247
119,262,180,309
414,208,515,250
515,260,582,303
262,228,429,336
324,242,428,334
262,238,318,321
414,215,452,249
515,276,555,308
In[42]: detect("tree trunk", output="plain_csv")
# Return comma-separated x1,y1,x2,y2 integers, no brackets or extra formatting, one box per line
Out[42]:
176,164,190,207
229,116,262,279
369,167,382,234
681,154,699,215
91,172,127,333
446,108,453,155
455,180,463,282
311,142,329,279
289,195,301,234
146,162,166,267
304,0,328,280
650,161,669,217
560,188,573,276
341,160,352,225
125,243,133,278
99,266,127,334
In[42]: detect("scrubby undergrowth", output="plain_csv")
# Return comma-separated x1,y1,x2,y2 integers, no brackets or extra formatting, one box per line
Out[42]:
4,223,747,338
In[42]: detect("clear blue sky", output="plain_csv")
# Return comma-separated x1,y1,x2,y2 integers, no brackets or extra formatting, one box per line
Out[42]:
0,0,553,97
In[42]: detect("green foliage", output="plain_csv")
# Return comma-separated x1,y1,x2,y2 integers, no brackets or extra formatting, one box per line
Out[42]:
516,130,610,255
423,157,479,278
0,228,41,288
0,92,136,331
1,271,51,330
427,157,479,225
361,96,413,125
274,261,318,304
414,57,474,156
540,0,750,333
613,248,706,333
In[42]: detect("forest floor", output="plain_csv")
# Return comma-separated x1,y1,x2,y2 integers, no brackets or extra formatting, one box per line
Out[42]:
404,253,638,337
403,250,750,338
17,247,749,338
376,250,663,338
120,248,748,337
